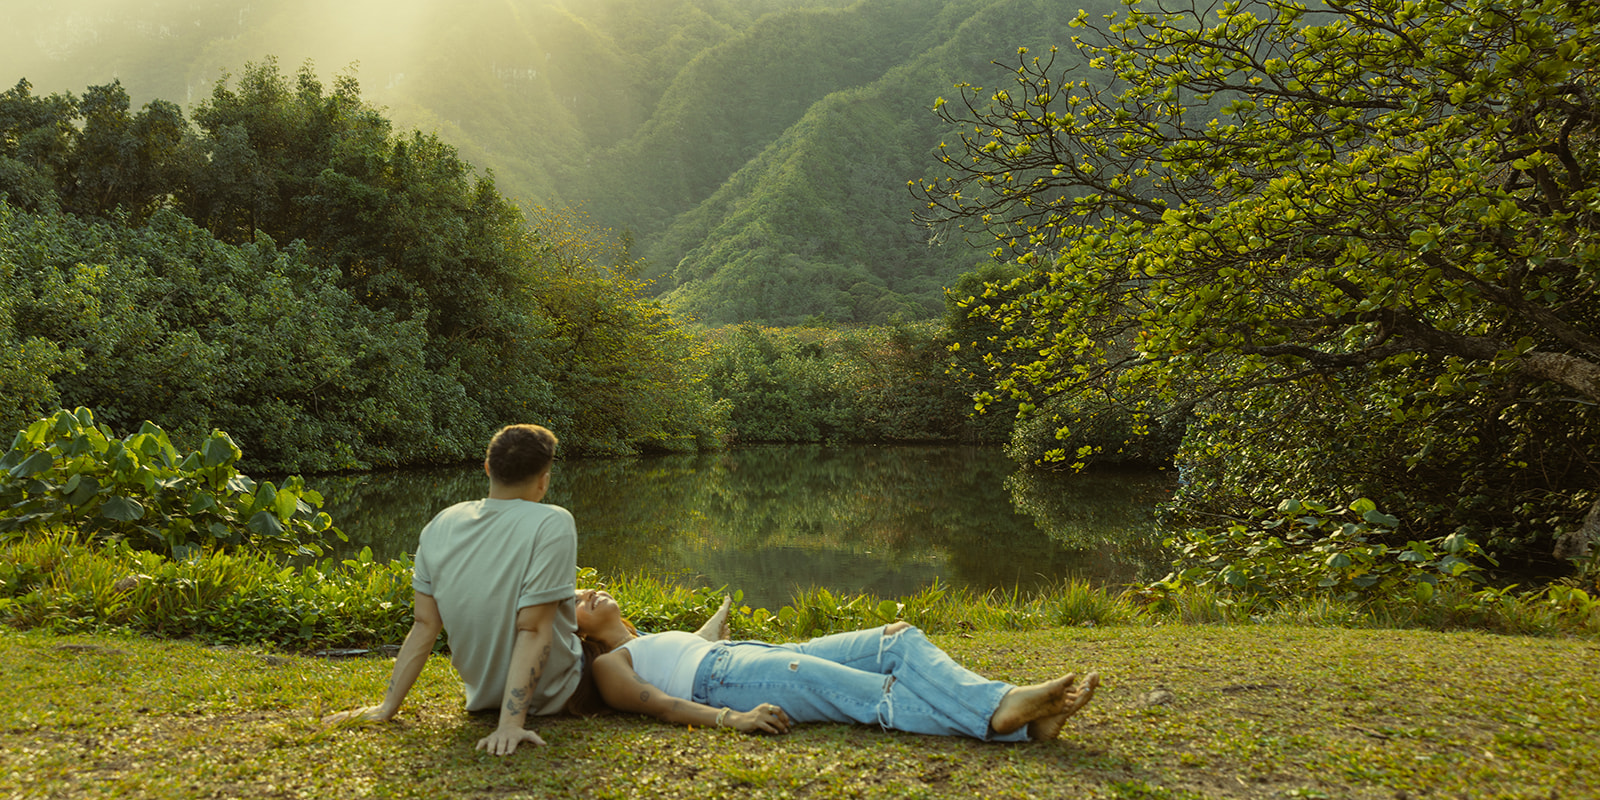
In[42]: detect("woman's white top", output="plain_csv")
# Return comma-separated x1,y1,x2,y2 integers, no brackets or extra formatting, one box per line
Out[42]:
617,631,717,699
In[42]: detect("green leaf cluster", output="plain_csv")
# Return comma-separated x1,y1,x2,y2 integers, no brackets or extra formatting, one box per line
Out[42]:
698,321,995,444
1157,498,1489,604
0,409,342,558
0,199,450,472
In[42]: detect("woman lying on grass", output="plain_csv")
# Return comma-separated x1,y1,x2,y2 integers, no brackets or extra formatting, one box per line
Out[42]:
572,589,1098,741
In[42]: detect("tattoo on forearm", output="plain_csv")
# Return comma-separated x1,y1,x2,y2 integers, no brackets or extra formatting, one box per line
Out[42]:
506,686,528,717
532,644,550,680
640,690,651,703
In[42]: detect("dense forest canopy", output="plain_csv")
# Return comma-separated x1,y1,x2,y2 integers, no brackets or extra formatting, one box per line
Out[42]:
1,0,1121,324
1,63,722,471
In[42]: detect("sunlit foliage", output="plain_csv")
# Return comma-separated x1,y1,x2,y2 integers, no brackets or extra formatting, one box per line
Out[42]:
1,65,721,469
918,0,1600,572
697,321,1003,444
0,409,341,558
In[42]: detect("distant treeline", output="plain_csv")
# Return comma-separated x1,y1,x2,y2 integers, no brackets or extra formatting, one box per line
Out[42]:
692,299,1174,471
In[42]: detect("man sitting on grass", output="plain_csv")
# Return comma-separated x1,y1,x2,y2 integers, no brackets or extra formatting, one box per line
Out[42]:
324,424,582,756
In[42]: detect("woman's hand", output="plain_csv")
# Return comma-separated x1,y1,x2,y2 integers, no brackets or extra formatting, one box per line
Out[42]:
730,703,791,734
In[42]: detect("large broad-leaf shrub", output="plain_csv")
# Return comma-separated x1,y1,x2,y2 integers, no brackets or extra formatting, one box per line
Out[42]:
1154,498,1491,604
0,408,343,557
1172,380,1600,577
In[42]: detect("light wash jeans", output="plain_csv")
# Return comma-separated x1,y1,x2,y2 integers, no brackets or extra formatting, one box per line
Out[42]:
689,624,1029,742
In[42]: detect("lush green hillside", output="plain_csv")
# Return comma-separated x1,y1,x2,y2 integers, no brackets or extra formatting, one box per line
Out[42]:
644,0,1114,323
1,0,1111,324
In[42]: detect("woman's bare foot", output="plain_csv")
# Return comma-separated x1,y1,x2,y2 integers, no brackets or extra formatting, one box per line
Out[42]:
1027,672,1098,740
990,672,1084,735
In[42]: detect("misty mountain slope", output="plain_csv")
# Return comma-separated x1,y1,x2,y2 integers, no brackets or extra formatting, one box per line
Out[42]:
293,0,804,203
655,93,910,324
650,0,1114,324
566,0,993,244
1,0,834,202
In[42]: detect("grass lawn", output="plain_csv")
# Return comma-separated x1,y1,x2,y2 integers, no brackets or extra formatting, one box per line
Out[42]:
2,623,1595,799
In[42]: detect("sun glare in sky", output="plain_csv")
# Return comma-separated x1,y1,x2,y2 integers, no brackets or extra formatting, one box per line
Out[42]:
2,0,449,106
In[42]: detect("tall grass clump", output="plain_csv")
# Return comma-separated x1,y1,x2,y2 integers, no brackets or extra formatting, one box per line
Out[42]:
1,530,415,649
588,574,1139,641
1038,579,1140,627
1133,564,1600,637
1359,581,1600,637
5,534,1597,653
5,402,1595,653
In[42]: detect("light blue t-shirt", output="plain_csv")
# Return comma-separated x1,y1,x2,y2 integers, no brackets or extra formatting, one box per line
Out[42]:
412,498,581,713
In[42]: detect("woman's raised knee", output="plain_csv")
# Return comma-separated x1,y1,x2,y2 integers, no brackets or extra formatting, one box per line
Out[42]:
883,621,912,635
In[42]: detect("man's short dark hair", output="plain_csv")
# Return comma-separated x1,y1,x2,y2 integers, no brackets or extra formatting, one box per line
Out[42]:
485,424,558,486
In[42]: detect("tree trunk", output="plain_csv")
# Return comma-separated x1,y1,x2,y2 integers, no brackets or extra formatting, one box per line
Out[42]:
1552,496,1600,562
1520,350,1600,405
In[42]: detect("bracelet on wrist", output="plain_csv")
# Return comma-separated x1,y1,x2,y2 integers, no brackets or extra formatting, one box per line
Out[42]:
715,707,731,727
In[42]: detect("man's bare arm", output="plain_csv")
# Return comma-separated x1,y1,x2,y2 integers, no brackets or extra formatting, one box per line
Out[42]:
323,592,443,724
475,600,559,756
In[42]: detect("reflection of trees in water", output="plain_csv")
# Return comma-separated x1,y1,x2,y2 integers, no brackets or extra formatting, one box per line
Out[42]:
578,446,1176,601
315,466,489,559
1002,468,1176,582
561,452,727,581
312,447,1174,603
316,454,722,567
690,546,947,612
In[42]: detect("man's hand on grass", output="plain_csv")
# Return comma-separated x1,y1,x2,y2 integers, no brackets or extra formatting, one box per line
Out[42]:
476,724,546,756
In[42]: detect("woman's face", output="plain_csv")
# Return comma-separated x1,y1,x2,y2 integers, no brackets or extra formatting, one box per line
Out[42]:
574,588,620,634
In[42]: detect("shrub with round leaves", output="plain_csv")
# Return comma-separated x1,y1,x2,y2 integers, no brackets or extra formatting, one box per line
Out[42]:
1154,498,1493,603
0,408,343,557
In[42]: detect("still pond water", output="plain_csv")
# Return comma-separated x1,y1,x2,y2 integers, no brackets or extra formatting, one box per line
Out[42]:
314,445,1176,610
